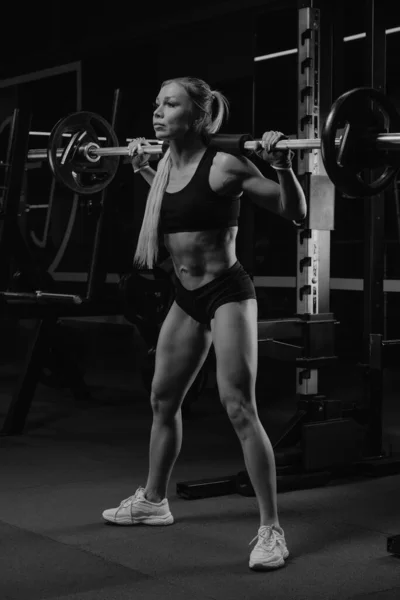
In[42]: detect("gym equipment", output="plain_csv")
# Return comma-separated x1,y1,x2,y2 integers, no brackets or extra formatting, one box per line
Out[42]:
119,267,175,325
23,88,400,197
321,87,400,197
1,291,82,304
47,112,121,195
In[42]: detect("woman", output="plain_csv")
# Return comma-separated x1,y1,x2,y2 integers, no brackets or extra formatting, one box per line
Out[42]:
103,76,307,571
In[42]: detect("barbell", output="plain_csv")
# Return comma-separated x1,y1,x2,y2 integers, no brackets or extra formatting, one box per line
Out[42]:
24,87,400,198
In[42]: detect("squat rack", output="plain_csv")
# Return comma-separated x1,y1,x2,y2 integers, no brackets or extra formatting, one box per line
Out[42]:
254,0,400,478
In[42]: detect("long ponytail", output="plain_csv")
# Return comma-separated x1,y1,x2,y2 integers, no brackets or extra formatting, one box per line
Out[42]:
133,149,172,269
208,90,230,134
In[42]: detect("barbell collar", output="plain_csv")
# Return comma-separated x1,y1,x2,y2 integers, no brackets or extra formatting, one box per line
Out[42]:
81,142,102,163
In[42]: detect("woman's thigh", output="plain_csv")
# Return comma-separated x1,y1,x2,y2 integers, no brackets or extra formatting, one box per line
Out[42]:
211,299,258,414
151,301,213,412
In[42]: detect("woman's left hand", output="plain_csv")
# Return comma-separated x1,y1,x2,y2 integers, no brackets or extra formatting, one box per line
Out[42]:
257,130,294,170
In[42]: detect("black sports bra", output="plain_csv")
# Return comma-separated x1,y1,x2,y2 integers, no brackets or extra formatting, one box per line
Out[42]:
159,146,241,234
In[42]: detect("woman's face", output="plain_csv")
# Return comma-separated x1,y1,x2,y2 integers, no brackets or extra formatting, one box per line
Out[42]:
153,82,196,140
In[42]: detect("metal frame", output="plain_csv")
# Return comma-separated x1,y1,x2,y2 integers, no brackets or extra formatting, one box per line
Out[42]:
0,108,38,290
86,88,122,301
0,62,82,278
363,0,387,457
296,3,323,396
0,62,82,108
294,1,336,397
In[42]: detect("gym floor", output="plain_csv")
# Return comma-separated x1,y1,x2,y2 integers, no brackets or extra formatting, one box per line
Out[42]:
1,318,399,600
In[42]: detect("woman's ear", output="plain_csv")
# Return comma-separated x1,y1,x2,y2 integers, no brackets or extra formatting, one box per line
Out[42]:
192,118,202,132
192,112,207,134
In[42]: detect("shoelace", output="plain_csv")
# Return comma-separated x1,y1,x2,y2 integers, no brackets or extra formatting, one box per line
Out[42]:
120,488,145,506
249,526,277,548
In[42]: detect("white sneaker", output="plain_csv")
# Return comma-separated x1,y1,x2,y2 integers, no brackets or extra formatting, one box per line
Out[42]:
249,525,289,570
102,487,174,526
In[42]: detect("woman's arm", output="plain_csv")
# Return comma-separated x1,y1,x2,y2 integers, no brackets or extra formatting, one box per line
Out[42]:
136,164,156,186
128,138,157,186
243,162,306,221
217,153,307,222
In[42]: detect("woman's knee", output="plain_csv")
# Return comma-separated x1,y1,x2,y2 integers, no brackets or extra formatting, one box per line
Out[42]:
220,387,258,426
150,386,183,419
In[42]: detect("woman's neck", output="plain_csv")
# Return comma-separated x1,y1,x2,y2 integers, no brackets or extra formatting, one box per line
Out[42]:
168,136,207,170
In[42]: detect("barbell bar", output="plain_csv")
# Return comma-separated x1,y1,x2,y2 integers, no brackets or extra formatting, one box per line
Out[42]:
76,132,400,158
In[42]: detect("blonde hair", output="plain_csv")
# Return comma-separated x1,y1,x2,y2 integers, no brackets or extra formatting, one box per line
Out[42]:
133,76,229,269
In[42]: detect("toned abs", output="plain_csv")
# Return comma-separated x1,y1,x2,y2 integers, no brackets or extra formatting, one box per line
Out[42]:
164,226,238,290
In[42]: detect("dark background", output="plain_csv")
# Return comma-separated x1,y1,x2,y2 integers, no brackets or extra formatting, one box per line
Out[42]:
1,0,400,349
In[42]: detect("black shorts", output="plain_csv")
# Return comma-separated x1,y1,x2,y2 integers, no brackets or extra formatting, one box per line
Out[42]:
173,261,256,326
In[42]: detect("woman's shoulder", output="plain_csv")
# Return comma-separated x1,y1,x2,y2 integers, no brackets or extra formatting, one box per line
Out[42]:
208,150,250,196
212,150,254,178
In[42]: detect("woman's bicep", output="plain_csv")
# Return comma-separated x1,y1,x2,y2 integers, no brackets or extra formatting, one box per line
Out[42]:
220,153,282,214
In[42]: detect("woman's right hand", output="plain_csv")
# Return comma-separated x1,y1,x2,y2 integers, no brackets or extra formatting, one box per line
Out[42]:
128,137,151,172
